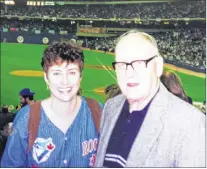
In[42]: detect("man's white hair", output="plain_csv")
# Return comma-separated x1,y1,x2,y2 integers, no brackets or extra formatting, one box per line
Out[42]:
115,29,160,55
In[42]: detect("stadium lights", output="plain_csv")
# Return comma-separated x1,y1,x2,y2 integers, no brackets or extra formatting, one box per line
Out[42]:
4,0,15,5
27,1,44,6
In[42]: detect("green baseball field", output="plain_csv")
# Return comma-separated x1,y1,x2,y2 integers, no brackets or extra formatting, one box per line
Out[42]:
0,43,206,107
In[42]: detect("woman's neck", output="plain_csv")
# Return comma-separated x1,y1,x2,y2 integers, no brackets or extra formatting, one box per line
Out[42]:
49,95,79,118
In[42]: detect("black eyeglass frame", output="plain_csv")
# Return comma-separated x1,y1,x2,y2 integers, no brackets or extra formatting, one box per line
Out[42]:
112,55,158,70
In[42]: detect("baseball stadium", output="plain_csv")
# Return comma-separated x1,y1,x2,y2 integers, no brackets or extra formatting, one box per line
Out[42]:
0,0,206,166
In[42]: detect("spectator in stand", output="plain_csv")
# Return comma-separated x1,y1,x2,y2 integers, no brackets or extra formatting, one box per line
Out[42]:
16,105,21,112
160,70,190,103
8,105,14,113
0,105,14,130
0,105,14,161
19,88,36,108
104,84,121,102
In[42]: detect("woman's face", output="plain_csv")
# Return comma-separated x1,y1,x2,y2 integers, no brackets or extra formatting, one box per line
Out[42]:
44,61,82,102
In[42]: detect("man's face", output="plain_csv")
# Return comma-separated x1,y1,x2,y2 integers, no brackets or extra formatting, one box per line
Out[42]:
44,61,82,102
20,96,27,106
115,34,163,102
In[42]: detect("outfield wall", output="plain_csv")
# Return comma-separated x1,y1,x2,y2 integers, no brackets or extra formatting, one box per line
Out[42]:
1,32,75,45
165,60,205,74
1,31,206,75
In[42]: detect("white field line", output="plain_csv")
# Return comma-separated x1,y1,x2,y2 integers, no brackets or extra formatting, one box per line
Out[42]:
95,56,117,81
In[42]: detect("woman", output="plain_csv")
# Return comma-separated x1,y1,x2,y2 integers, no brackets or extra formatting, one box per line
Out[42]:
161,70,189,103
1,42,102,167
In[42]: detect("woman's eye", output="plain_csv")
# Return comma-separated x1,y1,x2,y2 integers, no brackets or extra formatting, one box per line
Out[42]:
53,72,60,76
69,71,76,75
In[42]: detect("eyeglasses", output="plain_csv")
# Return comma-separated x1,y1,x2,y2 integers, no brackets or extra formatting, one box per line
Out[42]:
112,55,157,71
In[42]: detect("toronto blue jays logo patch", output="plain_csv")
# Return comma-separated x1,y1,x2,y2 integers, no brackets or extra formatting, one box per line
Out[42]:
32,137,55,164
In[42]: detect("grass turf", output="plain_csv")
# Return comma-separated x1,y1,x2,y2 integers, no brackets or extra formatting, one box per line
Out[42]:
0,43,205,106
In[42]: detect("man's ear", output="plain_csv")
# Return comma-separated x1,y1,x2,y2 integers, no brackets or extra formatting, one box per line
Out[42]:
156,55,164,78
25,97,29,102
44,73,50,85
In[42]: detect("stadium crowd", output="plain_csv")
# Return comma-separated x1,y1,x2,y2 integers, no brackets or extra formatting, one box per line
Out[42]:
83,28,206,69
1,20,75,33
1,1,206,19
1,18,205,69
154,28,206,69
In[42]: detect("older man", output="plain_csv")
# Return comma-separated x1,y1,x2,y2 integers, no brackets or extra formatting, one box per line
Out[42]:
95,30,205,167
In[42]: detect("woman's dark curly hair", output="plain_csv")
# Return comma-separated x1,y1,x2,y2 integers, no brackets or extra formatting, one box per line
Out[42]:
41,42,84,74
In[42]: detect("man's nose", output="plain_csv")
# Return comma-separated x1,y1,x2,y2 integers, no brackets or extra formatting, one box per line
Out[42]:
126,64,135,78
